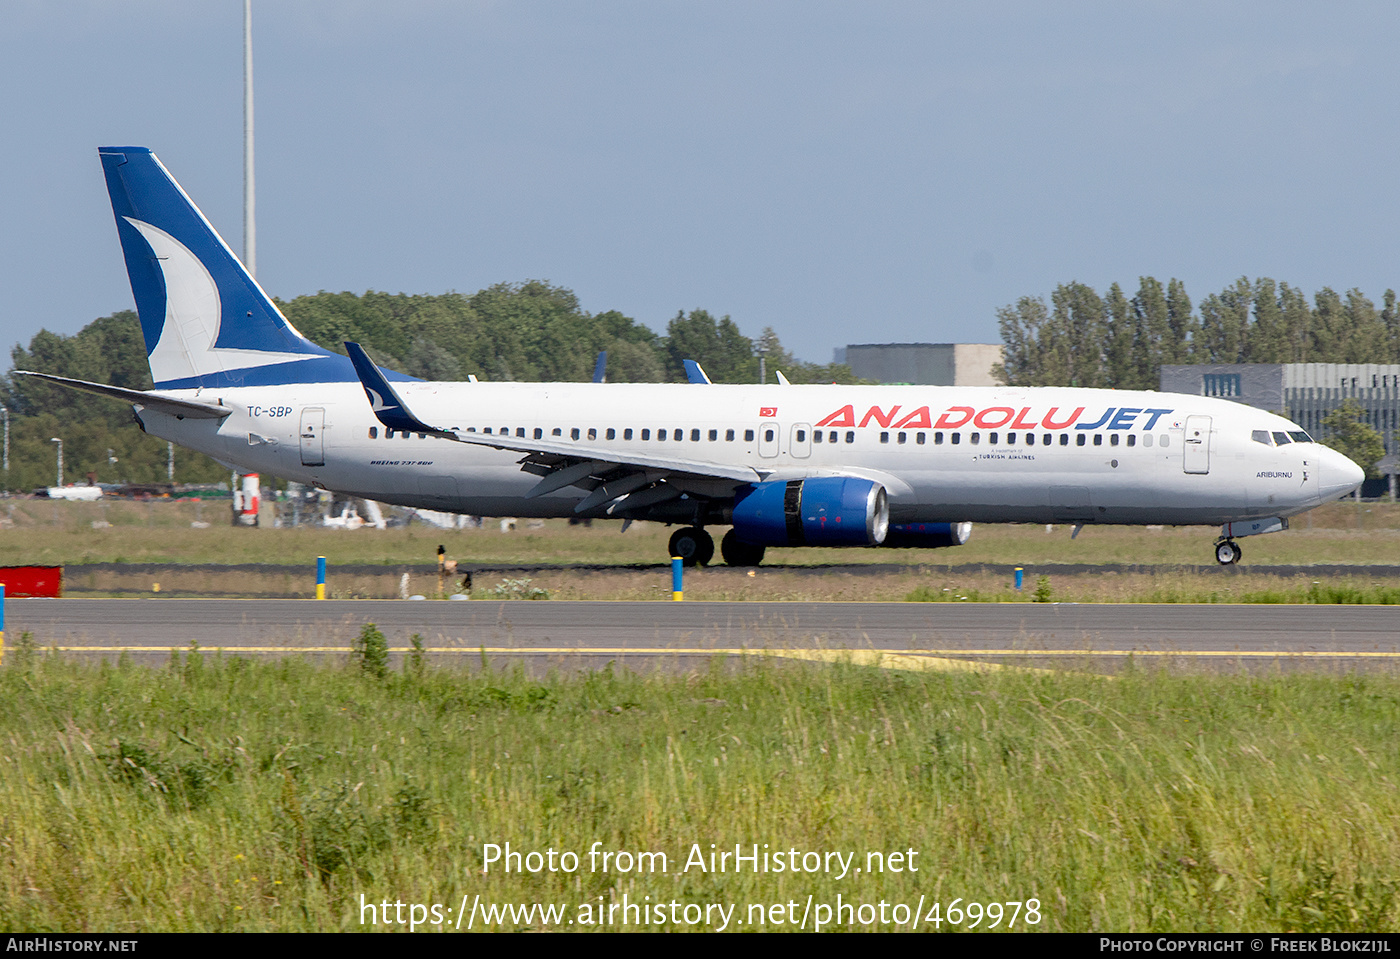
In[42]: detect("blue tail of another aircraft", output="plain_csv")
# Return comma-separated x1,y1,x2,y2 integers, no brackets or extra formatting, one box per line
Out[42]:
99,147,365,389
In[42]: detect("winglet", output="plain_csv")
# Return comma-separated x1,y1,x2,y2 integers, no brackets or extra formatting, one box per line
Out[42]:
345,342,455,438
592,351,608,383
683,360,712,384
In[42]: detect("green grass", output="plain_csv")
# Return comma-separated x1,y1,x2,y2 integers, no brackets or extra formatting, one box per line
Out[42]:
5,499,1400,568
4,647,1400,931
906,577,1400,605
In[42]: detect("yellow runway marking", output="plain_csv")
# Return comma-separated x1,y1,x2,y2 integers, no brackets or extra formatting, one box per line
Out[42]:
47,645,1400,670
758,648,1057,674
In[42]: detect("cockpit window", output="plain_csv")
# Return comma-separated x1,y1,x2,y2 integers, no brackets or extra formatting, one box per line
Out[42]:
1272,431,1292,445
1288,430,1312,443
1251,430,1271,445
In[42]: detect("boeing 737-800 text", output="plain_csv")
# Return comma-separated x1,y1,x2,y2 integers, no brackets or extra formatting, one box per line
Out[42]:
19,148,1366,567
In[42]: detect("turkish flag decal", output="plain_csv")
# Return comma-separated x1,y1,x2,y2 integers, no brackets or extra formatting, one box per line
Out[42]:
759,407,778,418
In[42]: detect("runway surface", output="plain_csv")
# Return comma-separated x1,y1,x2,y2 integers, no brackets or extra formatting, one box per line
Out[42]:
5,598,1399,672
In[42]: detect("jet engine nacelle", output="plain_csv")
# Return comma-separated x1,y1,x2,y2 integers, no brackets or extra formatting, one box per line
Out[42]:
731,477,889,547
881,521,973,549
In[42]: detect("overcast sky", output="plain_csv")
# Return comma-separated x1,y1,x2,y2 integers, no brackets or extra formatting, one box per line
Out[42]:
6,1,1400,368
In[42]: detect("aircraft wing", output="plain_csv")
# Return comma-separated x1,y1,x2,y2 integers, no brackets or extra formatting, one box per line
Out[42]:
13,371,234,420
345,342,763,514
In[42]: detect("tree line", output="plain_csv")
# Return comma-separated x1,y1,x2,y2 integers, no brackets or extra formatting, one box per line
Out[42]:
996,277,1400,389
0,282,861,492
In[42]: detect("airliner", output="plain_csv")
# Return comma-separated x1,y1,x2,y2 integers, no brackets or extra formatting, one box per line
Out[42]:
19,147,1365,567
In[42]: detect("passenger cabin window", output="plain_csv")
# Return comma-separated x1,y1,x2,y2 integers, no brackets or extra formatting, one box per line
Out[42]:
1093,435,1103,446
880,432,890,444
916,432,926,445
988,432,998,444
1076,434,1086,446
970,433,980,445
726,429,735,441
709,430,718,441
764,429,775,442
1109,434,1119,447
1126,435,1136,447
814,431,823,443
896,431,906,444
1144,434,1153,448
534,428,543,439
552,428,562,436
588,428,597,440
950,433,960,445
692,429,701,442
641,429,651,440
368,427,378,439
934,432,944,445
571,428,580,440
744,430,755,442
1025,433,1034,446
1160,435,1170,447
798,429,808,443
845,431,855,444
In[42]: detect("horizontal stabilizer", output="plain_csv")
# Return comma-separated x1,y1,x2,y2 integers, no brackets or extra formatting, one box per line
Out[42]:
14,371,233,419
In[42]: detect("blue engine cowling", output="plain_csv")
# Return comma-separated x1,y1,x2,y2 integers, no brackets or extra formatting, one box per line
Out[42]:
731,477,889,547
881,521,973,549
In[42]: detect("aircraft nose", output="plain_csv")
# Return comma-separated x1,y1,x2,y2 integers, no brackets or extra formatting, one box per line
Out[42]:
1317,446,1366,501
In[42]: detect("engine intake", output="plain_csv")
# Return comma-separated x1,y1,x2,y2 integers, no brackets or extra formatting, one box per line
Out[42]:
731,477,889,547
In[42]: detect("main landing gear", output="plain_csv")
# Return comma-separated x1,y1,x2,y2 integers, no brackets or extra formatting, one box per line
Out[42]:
668,526,715,567
1214,539,1242,566
720,529,766,567
669,526,767,567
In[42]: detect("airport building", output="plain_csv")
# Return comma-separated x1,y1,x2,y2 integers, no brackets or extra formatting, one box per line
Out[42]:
834,343,1004,386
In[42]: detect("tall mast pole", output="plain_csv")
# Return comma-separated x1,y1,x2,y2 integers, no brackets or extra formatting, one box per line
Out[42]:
243,0,256,278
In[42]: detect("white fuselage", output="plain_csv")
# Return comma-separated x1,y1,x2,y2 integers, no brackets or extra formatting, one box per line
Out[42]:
139,381,1358,527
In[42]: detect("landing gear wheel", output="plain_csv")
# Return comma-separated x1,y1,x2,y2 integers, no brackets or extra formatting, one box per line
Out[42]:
720,529,766,567
668,527,714,567
1215,540,1242,565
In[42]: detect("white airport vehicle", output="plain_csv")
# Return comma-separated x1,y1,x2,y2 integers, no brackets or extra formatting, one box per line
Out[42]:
18,148,1366,566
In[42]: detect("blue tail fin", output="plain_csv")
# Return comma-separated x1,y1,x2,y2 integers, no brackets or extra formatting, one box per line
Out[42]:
99,147,365,389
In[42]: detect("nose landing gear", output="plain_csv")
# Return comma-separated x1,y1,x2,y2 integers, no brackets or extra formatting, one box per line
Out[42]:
1214,539,1242,565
